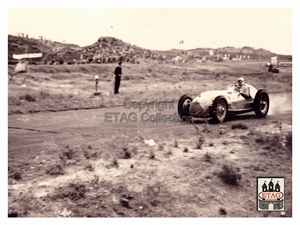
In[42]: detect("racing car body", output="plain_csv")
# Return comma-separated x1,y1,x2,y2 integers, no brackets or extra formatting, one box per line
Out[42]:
178,84,270,123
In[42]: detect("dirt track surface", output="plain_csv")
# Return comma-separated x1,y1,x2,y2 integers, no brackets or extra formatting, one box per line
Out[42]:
8,93,292,217
8,93,292,157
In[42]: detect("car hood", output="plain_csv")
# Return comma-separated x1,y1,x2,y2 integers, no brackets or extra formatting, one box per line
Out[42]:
196,90,228,99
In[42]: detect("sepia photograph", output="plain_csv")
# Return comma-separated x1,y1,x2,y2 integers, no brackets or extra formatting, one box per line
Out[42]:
5,1,298,222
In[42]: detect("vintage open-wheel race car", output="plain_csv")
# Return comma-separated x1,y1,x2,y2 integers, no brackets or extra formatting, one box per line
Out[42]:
178,84,270,123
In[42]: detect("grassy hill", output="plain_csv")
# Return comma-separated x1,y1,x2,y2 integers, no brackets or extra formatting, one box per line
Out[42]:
8,35,292,65
8,35,81,64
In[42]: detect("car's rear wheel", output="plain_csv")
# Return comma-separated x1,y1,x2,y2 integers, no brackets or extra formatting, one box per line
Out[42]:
254,90,269,118
211,96,228,123
178,94,192,121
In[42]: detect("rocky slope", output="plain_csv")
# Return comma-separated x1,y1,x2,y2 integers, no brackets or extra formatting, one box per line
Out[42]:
8,35,292,65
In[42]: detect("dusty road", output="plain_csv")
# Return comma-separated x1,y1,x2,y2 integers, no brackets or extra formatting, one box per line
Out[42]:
8,93,292,162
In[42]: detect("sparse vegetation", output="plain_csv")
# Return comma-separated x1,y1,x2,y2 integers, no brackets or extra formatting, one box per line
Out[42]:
202,122,210,133
61,145,75,160
46,163,64,175
8,169,22,180
123,147,132,159
174,140,178,148
164,149,173,157
203,152,213,163
52,180,87,202
196,136,205,149
85,163,94,172
218,165,241,186
231,123,249,130
219,208,227,216
158,143,164,151
222,140,228,145
149,150,155,159
108,158,119,168
254,131,284,151
285,131,292,151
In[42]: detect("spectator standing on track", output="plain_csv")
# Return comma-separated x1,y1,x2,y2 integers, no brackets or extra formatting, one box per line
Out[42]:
114,61,122,94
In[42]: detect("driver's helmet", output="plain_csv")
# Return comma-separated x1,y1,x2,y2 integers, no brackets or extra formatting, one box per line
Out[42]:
237,77,244,87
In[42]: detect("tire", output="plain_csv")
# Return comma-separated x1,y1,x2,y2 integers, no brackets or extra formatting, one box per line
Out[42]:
178,94,192,120
210,96,228,123
254,90,269,118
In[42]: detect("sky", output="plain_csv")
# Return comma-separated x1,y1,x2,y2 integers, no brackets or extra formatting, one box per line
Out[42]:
6,3,295,55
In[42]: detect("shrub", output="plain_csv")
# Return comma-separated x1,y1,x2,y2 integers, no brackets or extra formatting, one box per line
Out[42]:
46,163,64,175
218,165,241,186
61,145,75,160
231,123,248,130
53,181,86,202
20,94,36,102
285,131,292,151
9,170,22,180
123,147,131,159
85,163,94,172
203,152,212,163
39,91,51,99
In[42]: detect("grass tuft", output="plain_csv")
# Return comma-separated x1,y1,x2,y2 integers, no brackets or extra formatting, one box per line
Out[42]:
203,152,213,163
285,131,292,151
123,147,132,159
196,136,205,149
218,165,241,186
149,150,155,159
46,164,64,175
174,140,178,148
231,123,249,130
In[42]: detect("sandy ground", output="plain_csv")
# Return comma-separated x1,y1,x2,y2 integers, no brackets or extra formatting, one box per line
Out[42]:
8,91,292,217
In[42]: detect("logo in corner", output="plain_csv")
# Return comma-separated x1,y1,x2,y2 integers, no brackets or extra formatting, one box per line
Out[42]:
257,177,284,211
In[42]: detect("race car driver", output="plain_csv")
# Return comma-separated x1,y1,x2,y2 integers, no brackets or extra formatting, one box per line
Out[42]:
235,77,251,100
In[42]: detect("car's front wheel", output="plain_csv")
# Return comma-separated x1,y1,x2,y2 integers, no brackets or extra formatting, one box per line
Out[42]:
178,94,192,121
211,96,228,123
254,90,269,118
